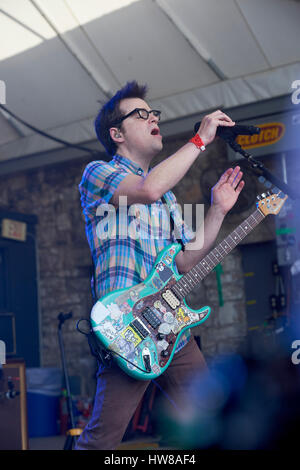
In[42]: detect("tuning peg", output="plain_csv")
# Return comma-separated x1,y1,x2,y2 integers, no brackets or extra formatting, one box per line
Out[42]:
258,175,272,189
256,195,261,200
261,193,267,198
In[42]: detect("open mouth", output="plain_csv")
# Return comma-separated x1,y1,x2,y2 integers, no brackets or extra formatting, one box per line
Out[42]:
151,128,160,136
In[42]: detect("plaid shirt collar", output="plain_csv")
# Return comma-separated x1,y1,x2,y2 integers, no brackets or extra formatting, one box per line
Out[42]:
112,154,145,177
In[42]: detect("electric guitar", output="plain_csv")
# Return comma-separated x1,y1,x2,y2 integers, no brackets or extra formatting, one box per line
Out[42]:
90,191,287,380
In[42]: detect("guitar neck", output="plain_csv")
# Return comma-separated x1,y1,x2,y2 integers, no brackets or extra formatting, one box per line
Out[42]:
172,207,266,299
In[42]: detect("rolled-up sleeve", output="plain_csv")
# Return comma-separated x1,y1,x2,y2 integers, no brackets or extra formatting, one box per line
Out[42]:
79,161,128,219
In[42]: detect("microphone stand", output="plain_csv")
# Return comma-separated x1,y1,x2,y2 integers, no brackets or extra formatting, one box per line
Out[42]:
227,139,299,200
227,136,299,335
57,312,82,449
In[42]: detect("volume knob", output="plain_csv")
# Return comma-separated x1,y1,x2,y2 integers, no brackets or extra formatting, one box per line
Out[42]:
157,333,165,340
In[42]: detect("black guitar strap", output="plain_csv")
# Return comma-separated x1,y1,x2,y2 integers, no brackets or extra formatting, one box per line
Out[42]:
80,195,186,370
89,195,184,303
76,318,112,367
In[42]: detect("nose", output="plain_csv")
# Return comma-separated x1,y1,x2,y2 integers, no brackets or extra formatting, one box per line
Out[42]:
149,111,159,123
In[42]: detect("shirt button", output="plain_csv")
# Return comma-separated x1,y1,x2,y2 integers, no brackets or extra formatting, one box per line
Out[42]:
137,169,143,176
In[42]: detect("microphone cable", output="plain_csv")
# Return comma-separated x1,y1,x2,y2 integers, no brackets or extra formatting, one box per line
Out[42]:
0,103,100,156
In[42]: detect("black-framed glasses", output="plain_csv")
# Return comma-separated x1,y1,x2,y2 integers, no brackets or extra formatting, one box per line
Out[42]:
113,108,161,126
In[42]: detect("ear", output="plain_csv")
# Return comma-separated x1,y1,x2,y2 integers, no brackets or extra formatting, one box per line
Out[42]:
109,127,123,143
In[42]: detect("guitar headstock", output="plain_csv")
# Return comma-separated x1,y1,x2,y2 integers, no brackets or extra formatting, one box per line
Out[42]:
257,191,288,216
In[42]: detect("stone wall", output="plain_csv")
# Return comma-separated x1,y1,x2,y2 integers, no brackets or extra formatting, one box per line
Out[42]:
0,158,97,394
0,133,276,393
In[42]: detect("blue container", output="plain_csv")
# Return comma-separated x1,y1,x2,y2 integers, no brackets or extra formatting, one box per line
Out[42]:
26,368,62,438
27,391,60,437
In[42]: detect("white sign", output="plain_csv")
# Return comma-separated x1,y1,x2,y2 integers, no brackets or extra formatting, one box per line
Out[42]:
2,219,27,242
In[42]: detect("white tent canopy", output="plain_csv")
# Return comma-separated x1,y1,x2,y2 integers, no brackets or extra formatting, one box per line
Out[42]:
0,0,299,168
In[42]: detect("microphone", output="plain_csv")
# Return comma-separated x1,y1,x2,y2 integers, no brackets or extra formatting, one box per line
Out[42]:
193,121,261,143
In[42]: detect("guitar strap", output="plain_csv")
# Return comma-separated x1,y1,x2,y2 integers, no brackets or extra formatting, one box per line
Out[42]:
90,195,185,300
84,194,185,368
76,318,112,367
161,195,185,251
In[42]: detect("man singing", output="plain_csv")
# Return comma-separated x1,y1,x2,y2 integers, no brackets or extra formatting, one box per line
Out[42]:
75,81,244,449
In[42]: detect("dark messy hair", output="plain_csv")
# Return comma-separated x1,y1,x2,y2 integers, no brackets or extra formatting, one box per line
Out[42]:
95,81,148,156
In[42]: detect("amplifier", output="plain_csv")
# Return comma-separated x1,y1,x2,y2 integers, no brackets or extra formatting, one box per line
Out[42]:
0,358,28,450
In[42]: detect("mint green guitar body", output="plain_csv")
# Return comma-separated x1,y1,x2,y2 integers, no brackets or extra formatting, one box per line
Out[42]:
90,243,211,380
90,192,288,379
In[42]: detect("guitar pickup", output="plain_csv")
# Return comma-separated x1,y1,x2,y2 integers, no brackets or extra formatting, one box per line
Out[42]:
162,289,180,310
142,307,161,329
131,318,149,339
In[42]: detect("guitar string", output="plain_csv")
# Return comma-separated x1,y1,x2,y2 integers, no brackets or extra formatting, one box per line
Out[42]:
89,205,268,375
112,208,266,373
173,208,265,298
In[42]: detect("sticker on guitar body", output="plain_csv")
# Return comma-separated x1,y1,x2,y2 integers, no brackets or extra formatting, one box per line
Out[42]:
156,262,173,282
121,326,142,347
110,335,159,373
114,283,145,305
92,302,126,341
176,307,191,324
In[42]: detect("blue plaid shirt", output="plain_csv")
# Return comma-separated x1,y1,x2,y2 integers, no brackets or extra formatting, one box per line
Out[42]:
79,154,194,351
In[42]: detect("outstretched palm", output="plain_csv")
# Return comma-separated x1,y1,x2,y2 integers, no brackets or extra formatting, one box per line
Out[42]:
211,166,245,215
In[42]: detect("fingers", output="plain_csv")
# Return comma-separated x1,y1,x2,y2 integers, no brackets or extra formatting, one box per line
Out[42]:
230,167,244,192
210,110,235,128
213,167,233,189
203,111,235,128
228,166,242,186
217,166,244,191
235,180,245,194
198,110,235,145
216,120,236,127
210,109,234,123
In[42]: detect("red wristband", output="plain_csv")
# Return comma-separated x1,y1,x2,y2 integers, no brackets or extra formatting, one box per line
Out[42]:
189,134,206,151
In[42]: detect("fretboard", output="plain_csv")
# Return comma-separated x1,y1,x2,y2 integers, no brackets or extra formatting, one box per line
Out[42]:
172,207,265,299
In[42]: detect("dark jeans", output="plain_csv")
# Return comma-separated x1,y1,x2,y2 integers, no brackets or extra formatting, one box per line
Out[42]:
75,337,207,450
